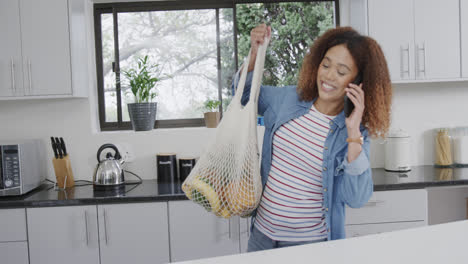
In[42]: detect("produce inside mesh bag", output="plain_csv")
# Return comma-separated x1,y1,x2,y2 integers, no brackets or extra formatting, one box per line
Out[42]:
182,38,269,218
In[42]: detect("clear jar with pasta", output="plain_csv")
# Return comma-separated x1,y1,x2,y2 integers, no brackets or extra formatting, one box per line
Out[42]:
434,128,453,167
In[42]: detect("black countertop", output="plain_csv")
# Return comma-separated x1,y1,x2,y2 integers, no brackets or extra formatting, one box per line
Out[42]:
0,180,187,209
372,165,468,191
1,165,468,209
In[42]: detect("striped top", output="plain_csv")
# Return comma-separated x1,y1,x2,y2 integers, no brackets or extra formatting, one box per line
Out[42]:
254,104,335,241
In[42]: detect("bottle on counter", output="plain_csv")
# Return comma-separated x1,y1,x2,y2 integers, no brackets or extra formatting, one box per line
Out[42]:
434,128,453,167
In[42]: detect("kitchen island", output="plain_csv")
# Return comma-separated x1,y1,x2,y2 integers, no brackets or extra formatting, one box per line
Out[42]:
176,220,468,264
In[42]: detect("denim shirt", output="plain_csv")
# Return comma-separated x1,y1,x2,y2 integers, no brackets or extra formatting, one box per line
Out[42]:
232,72,373,240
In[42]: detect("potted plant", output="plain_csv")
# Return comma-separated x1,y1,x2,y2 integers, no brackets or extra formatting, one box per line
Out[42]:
203,99,221,128
121,55,160,131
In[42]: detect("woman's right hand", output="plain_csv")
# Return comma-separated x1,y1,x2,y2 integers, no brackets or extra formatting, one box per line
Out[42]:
248,24,271,72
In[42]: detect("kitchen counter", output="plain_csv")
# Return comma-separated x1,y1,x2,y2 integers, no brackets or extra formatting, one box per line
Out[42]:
0,180,187,209
1,165,468,209
176,220,468,264
372,165,468,191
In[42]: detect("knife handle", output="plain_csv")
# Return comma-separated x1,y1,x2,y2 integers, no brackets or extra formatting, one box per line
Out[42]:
55,137,63,159
59,137,67,156
50,137,58,159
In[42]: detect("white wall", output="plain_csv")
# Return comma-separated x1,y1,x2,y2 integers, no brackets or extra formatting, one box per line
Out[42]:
0,97,219,181
370,81,468,168
2,81,468,181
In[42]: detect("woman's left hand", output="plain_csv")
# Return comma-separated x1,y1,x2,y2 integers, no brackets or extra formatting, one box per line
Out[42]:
345,83,365,137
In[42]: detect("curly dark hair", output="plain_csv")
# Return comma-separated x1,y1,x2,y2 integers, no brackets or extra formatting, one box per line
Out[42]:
297,27,392,138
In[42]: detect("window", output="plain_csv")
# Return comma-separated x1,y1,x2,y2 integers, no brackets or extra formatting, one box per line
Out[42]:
94,0,338,130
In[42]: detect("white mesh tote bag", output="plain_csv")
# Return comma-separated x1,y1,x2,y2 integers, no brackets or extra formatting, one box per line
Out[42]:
182,38,270,218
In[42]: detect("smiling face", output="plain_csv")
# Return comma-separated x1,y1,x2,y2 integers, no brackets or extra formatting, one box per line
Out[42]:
316,44,360,108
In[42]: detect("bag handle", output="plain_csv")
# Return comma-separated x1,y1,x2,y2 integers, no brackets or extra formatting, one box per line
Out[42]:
232,51,251,105
233,37,270,107
250,37,270,105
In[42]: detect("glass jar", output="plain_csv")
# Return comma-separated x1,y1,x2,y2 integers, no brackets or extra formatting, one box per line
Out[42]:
434,128,453,167
451,127,468,167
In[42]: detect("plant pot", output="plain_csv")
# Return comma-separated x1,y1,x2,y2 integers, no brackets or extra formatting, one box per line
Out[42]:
204,112,220,128
128,102,157,131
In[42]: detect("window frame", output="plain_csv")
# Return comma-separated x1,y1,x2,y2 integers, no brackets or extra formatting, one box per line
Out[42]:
94,0,340,131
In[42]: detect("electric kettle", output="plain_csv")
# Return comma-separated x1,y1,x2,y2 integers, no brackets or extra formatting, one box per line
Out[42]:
93,144,125,189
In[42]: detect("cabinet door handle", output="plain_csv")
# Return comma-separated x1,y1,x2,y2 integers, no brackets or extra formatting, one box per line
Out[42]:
10,59,15,93
400,44,410,78
104,209,109,245
228,218,231,239
364,200,385,207
84,210,89,246
416,43,426,78
240,218,251,237
420,42,426,77
28,59,32,94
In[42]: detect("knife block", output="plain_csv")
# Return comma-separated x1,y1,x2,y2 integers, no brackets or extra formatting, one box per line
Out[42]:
52,156,75,188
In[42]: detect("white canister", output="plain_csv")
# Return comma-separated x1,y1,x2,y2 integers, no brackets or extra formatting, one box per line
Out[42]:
384,129,411,172
453,136,468,165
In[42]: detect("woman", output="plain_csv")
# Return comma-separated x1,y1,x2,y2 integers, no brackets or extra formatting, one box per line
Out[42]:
233,24,392,252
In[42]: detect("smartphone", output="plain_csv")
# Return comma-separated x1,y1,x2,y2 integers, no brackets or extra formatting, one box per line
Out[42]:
344,74,362,118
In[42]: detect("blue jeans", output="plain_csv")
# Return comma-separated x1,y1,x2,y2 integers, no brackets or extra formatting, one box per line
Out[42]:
247,225,327,252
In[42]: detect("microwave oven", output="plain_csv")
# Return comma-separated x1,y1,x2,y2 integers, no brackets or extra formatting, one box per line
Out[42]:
0,139,46,196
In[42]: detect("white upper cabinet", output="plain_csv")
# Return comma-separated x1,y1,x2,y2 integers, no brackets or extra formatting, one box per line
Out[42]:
368,0,415,82
462,0,468,78
20,0,72,96
0,0,24,97
0,0,88,99
413,0,460,80
368,0,461,82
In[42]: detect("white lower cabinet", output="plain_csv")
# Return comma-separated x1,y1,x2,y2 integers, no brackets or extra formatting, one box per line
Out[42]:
0,242,29,264
168,200,240,262
98,203,170,264
427,186,468,225
27,202,170,264
27,205,100,264
0,208,28,264
19,186,468,263
345,189,428,238
239,217,251,253
345,189,428,226
0,208,27,242
345,221,426,238
345,187,468,238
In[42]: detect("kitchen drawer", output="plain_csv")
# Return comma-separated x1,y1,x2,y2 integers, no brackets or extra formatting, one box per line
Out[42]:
345,221,426,238
0,241,29,264
345,189,427,225
0,209,27,242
